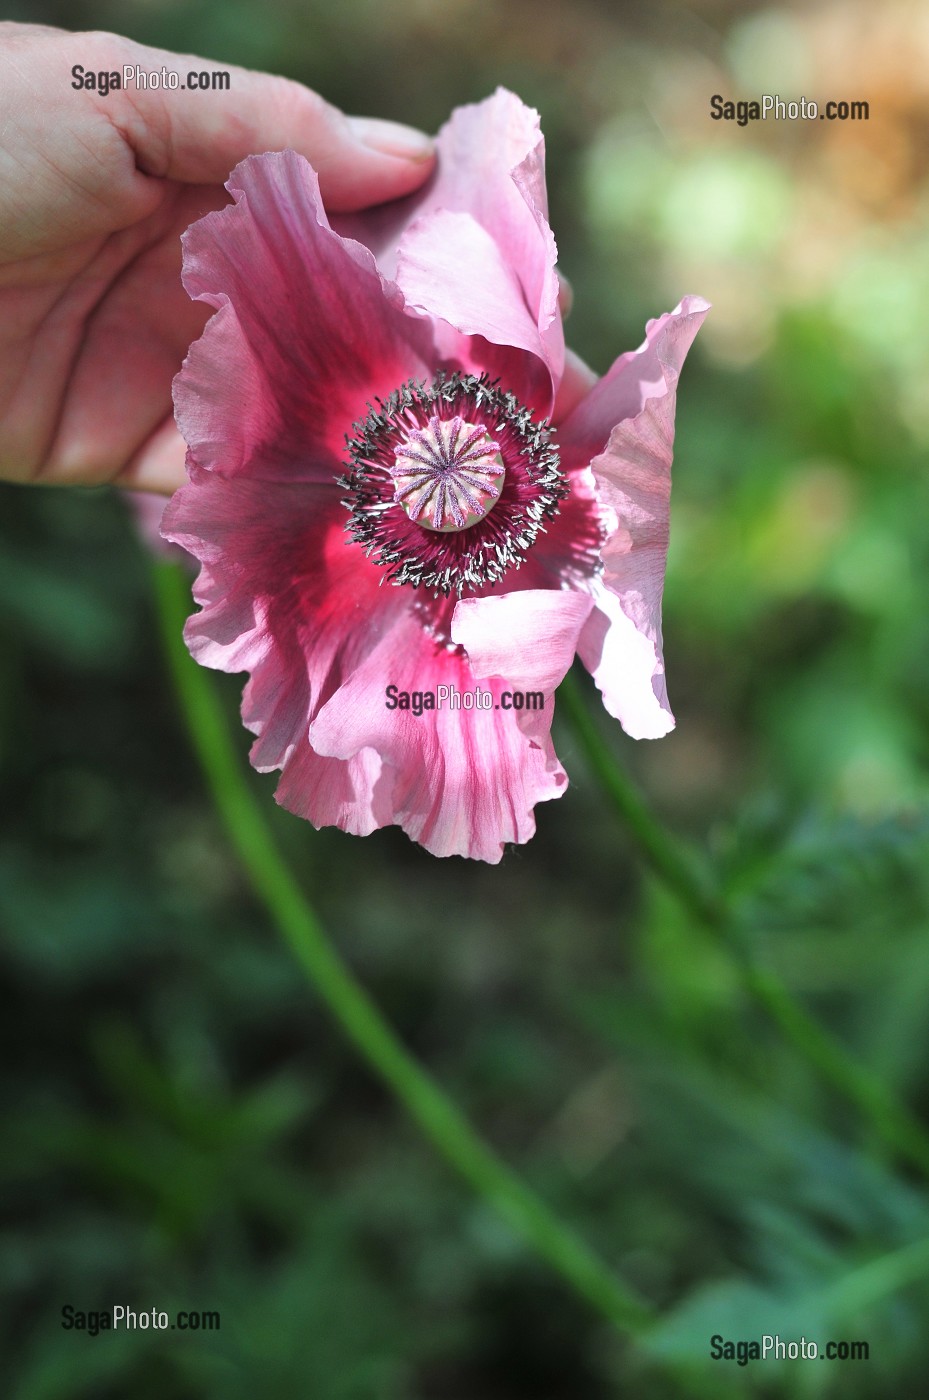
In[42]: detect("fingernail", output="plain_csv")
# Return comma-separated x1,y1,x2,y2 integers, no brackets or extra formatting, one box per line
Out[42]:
347,116,435,163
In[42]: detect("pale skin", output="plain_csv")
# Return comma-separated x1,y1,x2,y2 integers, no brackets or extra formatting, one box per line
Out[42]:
0,24,588,497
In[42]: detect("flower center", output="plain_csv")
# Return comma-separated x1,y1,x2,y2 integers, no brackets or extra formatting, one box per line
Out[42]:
390,415,504,532
340,373,567,596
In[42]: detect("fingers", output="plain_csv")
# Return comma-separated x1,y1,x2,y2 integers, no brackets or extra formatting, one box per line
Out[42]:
88,33,436,211
116,417,188,496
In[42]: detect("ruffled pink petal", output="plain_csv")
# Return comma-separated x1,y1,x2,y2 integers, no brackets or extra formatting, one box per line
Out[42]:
273,737,396,838
162,464,409,835
559,297,710,738
396,209,554,411
451,589,592,692
308,603,579,863
577,578,674,738
333,89,563,386
430,90,559,326
175,150,434,483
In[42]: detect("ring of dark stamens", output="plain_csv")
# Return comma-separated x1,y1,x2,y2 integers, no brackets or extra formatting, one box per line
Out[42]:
339,373,567,596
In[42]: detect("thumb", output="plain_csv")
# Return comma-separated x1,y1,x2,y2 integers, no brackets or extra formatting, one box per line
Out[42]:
94,33,436,211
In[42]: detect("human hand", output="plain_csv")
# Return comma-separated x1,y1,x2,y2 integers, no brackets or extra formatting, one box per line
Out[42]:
0,23,436,494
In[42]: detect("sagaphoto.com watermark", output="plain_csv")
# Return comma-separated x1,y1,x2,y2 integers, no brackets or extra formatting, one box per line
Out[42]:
384,684,544,716
71,64,231,97
61,1303,220,1336
710,93,869,126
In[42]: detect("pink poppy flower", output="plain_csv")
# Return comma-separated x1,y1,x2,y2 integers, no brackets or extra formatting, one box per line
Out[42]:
162,89,708,863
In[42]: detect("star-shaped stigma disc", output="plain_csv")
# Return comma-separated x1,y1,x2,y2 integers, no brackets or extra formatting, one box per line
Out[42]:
390,414,505,532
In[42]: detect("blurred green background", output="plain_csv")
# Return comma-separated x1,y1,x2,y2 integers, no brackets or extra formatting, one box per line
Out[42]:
3,0,929,1395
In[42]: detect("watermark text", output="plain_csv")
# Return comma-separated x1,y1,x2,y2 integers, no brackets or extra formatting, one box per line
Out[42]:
72,64,230,97
711,1333,869,1365
61,1304,220,1335
384,684,544,716
710,93,869,126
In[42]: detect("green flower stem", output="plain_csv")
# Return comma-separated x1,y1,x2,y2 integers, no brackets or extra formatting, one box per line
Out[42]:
558,668,929,1180
557,672,725,928
154,562,652,1338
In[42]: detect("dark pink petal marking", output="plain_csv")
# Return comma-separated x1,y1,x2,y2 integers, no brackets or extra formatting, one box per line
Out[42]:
175,150,435,485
